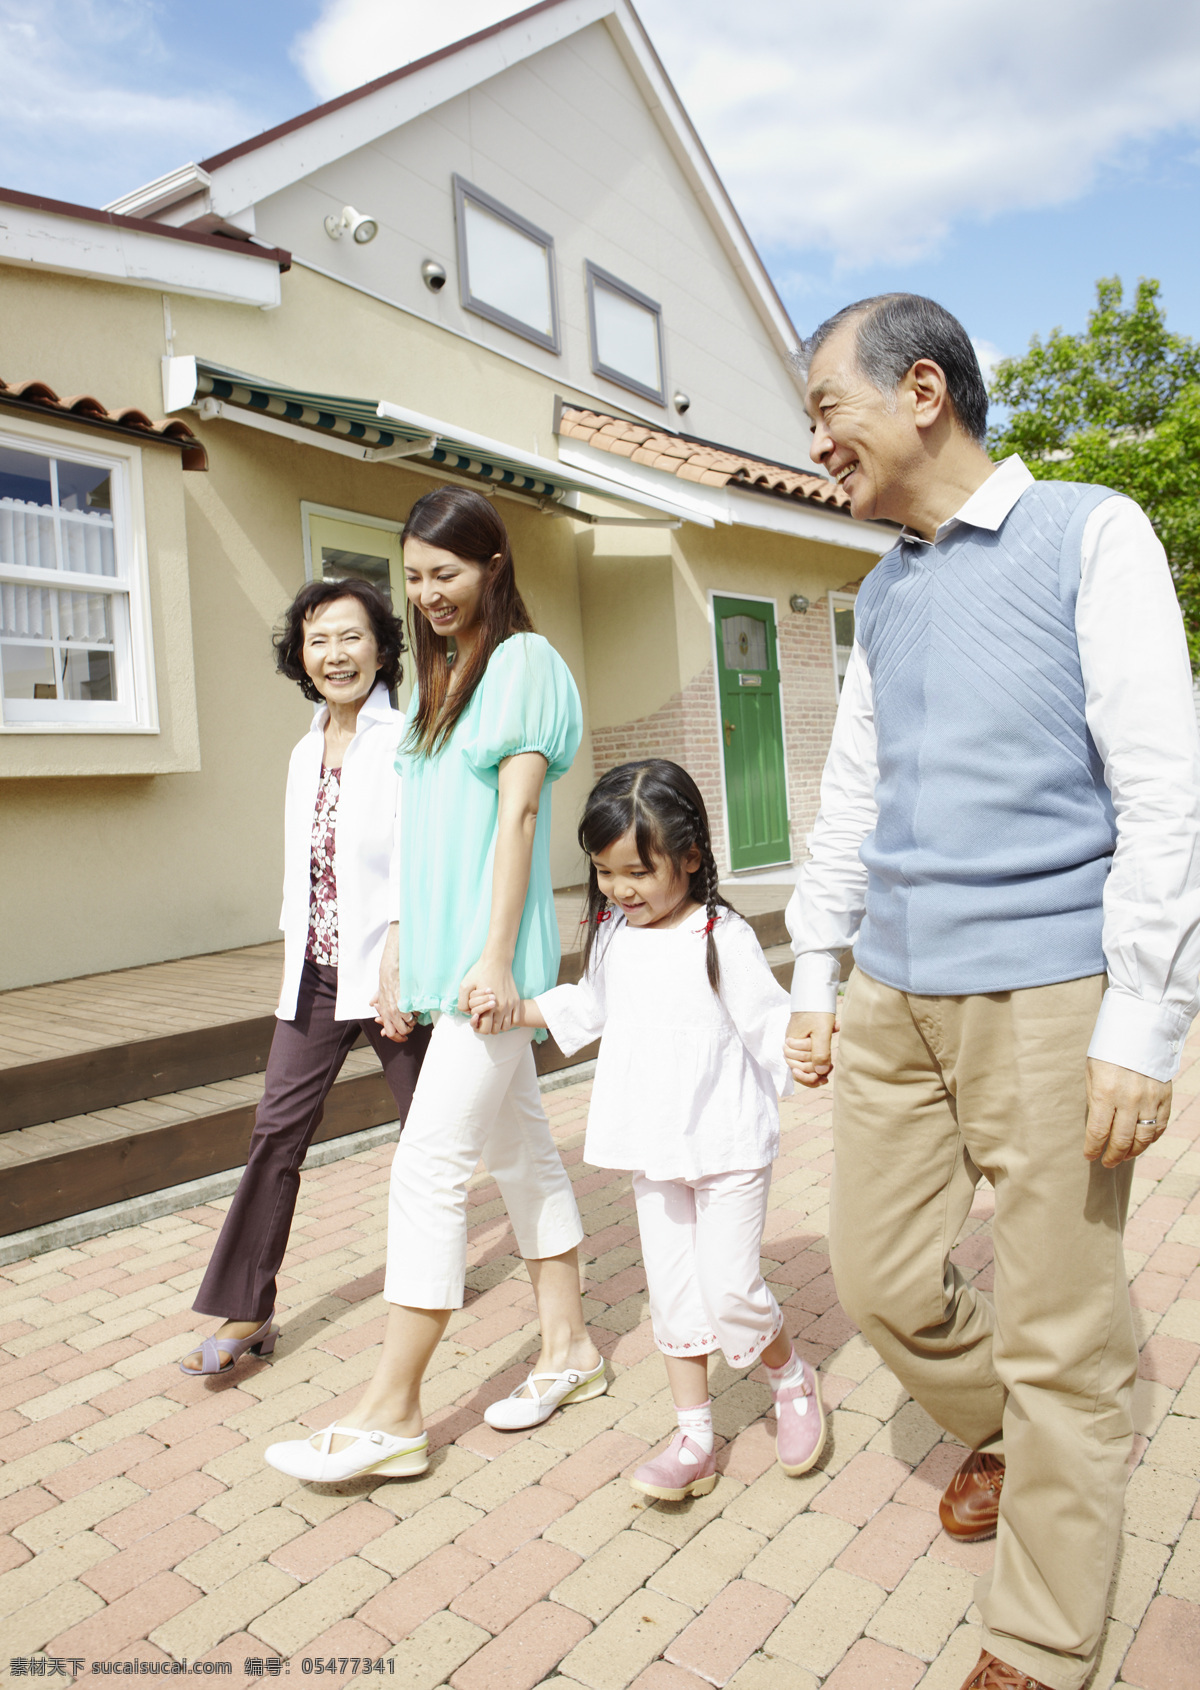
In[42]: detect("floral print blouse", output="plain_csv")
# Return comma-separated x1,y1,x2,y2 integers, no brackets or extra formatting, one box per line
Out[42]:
306,764,340,966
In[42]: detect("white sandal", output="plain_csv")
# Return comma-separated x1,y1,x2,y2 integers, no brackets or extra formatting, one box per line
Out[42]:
484,1359,607,1430
264,1424,429,1482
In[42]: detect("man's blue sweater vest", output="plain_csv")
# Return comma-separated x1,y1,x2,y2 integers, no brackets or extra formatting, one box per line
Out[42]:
853,480,1119,996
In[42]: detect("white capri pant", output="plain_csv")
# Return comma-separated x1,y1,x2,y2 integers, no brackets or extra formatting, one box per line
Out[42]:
633,1166,783,1368
385,1014,584,1309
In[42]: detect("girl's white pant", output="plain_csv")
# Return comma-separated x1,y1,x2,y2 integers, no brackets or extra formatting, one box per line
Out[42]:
384,1015,584,1309
633,1166,783,1368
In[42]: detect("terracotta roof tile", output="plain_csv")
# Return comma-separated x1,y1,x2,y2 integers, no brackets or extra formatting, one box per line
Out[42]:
558,405,849,512
0,376,207,470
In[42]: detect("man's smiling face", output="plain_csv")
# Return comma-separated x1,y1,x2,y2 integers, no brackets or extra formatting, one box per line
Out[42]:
805,319,915,525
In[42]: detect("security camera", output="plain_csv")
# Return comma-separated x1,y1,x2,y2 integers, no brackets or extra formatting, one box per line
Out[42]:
673,391,691,415
421,259,447,292
324,205,378,244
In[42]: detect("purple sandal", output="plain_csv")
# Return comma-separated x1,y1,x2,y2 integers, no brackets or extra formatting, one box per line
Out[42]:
179,1314,278,1376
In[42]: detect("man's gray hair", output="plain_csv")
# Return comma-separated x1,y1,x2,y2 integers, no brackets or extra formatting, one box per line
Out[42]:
798,293,989,442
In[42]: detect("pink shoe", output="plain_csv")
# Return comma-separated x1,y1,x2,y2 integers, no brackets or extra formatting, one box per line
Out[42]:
630,1432,718,1501
773,1359,827,1475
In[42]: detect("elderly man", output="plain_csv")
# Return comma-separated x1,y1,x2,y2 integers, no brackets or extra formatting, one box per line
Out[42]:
785,293,1200,1690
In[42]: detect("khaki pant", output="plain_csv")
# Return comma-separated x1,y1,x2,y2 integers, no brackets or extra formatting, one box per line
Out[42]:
830,968,1136,1690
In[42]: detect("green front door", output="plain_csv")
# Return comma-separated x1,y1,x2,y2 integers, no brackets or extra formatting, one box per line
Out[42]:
714,595,789,871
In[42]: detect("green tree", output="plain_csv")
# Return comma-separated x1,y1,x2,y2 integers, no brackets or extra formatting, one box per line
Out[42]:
988,277,1200,666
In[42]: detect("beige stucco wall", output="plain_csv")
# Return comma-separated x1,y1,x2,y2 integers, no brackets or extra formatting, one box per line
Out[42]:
0,263,598,991
0,247,875,989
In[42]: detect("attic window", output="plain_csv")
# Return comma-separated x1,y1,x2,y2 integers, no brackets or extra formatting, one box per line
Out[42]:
453,176,560,354
586,262,665,406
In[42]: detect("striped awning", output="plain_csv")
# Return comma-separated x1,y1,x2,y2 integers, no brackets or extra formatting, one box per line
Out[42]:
175,358,690,515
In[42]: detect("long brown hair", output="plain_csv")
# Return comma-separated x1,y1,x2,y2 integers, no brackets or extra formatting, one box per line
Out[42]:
401,486,534,755
578,760,732,992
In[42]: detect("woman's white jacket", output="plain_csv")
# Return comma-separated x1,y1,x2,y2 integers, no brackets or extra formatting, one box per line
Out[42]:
277,681,403,1023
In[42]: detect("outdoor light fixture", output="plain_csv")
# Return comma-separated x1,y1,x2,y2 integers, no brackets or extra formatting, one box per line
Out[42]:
789,594,810,614
673,391,691,414
324,205,379,244
421,259,447,292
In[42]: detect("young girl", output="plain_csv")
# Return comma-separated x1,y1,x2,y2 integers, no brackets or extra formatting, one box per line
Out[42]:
470,758,826,1499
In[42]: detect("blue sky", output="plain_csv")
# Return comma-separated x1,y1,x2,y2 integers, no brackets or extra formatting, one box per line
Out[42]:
3,0,1198,377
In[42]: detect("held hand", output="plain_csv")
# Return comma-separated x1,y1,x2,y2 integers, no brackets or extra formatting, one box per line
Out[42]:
785,1010,838,1088
371,923,413,1043
466,987,500,1031
1084,1058,1172,1168
459,956,521,1035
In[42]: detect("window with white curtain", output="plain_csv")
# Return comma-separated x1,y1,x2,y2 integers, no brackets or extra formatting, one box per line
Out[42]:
0,431,150,728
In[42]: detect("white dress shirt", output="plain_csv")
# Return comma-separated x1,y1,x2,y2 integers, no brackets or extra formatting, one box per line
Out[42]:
537,910,793,1181
277,681,404,1023
787,455,1200,1082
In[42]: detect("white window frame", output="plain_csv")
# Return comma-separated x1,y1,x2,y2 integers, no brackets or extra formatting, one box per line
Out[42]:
452,174,561,354
829,590,856,700
0,418,158,735
585,261,666,406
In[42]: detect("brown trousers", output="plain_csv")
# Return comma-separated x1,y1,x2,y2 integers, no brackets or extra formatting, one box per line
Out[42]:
829,968,1136,1690
194,959,430,1323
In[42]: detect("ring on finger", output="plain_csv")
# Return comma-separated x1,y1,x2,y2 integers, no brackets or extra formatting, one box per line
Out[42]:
1136,1117,1158,1127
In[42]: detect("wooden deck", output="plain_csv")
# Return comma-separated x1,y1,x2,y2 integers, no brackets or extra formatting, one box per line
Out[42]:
0,884,786,1074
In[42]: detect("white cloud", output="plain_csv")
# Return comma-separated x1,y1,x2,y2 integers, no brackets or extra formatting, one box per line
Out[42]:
291,0,1200,268
635,0,1200,265
0,0,255,204
971,339,1005,387
292,0,515,100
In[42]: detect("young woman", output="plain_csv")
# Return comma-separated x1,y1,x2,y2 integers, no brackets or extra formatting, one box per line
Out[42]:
470,760,827,1497
264,487,600,1482
181,578,430,1375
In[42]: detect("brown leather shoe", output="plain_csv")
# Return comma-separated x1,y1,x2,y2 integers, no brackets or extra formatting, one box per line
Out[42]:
939,1450,1005,1541
959,1649,1051,1689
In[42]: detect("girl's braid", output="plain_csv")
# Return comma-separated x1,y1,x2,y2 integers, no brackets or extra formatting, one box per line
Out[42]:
678,791,726,991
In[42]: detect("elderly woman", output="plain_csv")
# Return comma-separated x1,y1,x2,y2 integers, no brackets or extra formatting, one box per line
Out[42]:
265,486,600,1482
180,577,430,1375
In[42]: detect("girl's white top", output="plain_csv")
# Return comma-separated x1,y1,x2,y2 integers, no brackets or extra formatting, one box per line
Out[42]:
277,681,403,1023
536,909,793,1182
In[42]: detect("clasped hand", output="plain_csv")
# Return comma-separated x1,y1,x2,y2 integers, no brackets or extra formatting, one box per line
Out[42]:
370,922,416,1043
459,957,521,1035
784,1011,837,1088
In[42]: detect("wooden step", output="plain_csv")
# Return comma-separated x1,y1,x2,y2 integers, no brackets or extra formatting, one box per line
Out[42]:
0,1047,395,1238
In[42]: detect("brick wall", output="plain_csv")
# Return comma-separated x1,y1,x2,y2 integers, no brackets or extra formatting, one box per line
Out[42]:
780,591,844,861
589,585,859,873
591,662,727,863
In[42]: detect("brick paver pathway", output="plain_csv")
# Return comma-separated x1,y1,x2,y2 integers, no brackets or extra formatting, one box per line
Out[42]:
2,1042,1198,1689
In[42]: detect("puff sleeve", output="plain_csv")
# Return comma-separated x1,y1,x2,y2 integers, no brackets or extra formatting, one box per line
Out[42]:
460,633,582,786
716,915,795,1098
536,937,610,1057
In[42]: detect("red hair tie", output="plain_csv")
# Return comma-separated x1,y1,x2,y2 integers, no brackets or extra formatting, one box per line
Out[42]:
597,907,614,923
702,916,717,935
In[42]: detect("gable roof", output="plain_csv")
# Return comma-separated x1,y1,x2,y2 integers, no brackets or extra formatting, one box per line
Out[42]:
110,0,798,363
557,405,849,512
198,0,570,176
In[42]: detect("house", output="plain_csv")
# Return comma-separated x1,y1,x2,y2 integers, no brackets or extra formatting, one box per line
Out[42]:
0,0,890,995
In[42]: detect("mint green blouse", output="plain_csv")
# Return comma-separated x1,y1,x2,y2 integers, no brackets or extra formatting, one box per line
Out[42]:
394,633,583,1031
